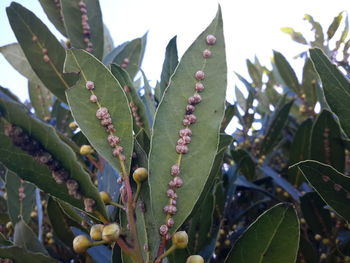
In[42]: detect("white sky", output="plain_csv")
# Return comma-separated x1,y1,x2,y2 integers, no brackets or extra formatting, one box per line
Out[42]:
0,0,349,104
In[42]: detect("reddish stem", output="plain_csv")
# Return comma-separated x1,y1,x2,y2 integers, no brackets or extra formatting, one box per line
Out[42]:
156,236,167,262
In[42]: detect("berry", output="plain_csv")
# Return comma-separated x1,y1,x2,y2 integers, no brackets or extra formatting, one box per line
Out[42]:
186,255,204,263
99,191,112,204
172,231,188,249
102,223,120,243
132,167,148,183
90,224,104,241
80,145,93,155
73,235,91,253
69,122,78,130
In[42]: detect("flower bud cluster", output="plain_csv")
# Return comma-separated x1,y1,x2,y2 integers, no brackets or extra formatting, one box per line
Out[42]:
4,124,96,211
53,0,64,23
323,128,331,165
121,58,129,69
79,1,93,53
31,35,52,63
129,101,144,127
160,34,217,238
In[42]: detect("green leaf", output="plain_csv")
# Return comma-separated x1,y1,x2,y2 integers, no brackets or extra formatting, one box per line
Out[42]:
304,14,324,48
159,36,179,98
140,70,156,125
0,233,12,246
60,0,104,59
0,86,20,103
327,11,344,40
309,48,350,138
28,81,52,120
6,3,78,103
310,110,345,172
225,204,300,263
0,95,107,218
260,100,294,155
287,118,312,186
103,24,114,57
231,149,255,181
247,59,262,88
295,160,350,222
220,103,235,132
47,197,75,247
281,27,307,45
6,171,35,224
0,246,59,263
14,220,48,255
299,236,319,263
301,58,318,108
38,0,67,37
300,192,332,236
235,86,246,111
51,100,74,135
110,64,151,137
273,50,300,95
64,49,134,176
148,7,226,234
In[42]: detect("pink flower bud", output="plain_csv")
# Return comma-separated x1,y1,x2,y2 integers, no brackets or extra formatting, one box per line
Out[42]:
179,128,192,137
113,146,124,156
167,218,174,227
42,48,48,54
203,49,212,58
195,82,204,92
322,176,330,182
85,81,94,90
171,165,180,176
108,135,120,147
334,184,342,191
123,58,130,64
96,107,109,119
167,189,176,198
186,104,195,114
43,55,50,63
182,118,191,126
184,114,197,124
32,35,38,42
195,70,205,81
176,145,188,154
206,34,217,45
101,117,112,126
182,136,191,144
119,154,126,161
173,176,183,188
159,224,168,236
106,125,116,133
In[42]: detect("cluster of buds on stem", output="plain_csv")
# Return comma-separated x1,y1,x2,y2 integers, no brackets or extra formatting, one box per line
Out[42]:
323,128,331,165
129,101,144,127
79,0,93,53
31,34,51,63
4,124,96,211
53,0,64,23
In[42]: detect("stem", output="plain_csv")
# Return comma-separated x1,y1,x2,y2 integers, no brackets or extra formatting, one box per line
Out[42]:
156,236,167,260
124,175,143,262
155,245,176,263
94,211,109,224
133,182,141,202
109,201,125,210
116,238,134,255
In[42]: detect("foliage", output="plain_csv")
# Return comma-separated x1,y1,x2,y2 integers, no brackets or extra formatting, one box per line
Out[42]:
0,1,350,263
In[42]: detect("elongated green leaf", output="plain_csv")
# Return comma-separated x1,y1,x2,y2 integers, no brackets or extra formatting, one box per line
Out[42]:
14,220,48,255
235,86,246,111
110,64,151,137
0,95,106,218
159,36,179,97
103,24,114,57
287,119,312,186
232,149,255,181
301,58,318,108
295,160,350,222
247,59,262,88
51,100,73,135
0,246,59,263
281,27,307,44
6,3,77,103
300,192,332,236
304,14,324,48
260,100,294,155
28,81,52,120
140,70,156,125
47,197,75,247
6,171,35,224
60,0,103,60
148,7,226,234
0,86,20,103
327,12,344,40
310,110,345,172
38,0,67,37
220,103,235,132
273,50,300,95
309,48,350,138
64,49,134,176
225,204,299,263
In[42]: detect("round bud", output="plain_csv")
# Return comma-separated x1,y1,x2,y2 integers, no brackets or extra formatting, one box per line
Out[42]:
172,231,188,249
203,49,212,58
73,235,92,253
195,71,205,81
102,223,120,243
69,122,78,131
195,82,204,92
90,224,104,240
132,167,148,183
206,34,217,45
90,94,98,103
80,145,93,155
186,255,204,263
43,55,50,63
46,232,53,239
6,221,13,230
100,191,112,204
32,35,38,42
314,234,322,241
86,81,94,90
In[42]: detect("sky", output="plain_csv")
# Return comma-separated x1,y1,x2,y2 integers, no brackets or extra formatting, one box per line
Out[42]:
0,0,349,105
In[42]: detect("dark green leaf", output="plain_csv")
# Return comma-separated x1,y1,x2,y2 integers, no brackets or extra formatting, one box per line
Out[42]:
6,3,77,103
140,70,156,125
51,100,73,135
287,119,312,186
0,246,59,263
225,204,299,263
14,220,48,255
280,27,307,44
295,160,350,222
327,11,344,40
103,24,114,57
232,149,255,181
159,36,179,98
6,171,35,224
260,100,294,155
0,96,106,218
148,7,226,234
273,50,300,95
61,0,104,59
300,192,332,236
310,110,345,173
38,0,67,37
247,59,262,88
64,49,134,177
301,58,318,108
0,233,12,246
220,103,235,132
309,48,350,138
28,81,52,120
235,86,246,111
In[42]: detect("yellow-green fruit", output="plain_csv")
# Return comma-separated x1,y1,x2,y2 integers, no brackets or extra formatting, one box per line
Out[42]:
73,235,92,253
90,224,104,241
322,238,331,245
172,231,188,249
186,255,204,263
102,223,120,243
80,145,93,155
46,232,53,239
314,234,322,241
69,122,78,131
100,191,112,204
5,221,12,230
132,167,148,183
